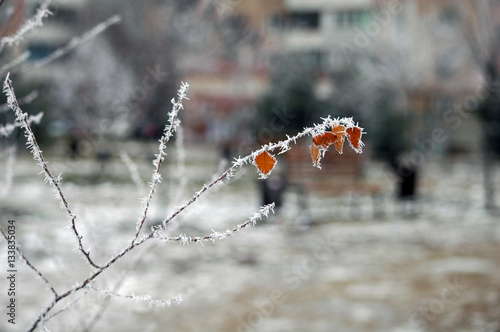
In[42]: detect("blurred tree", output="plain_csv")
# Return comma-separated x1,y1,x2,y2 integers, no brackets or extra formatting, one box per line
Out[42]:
79,1,185,138
327,52,411,162
49,37,135,137
78,0,258,139
255,54,323,138
369,0,500,210
256,50,413,159
458,1,500,210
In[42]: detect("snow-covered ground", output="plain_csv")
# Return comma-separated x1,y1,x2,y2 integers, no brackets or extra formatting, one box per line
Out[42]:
1,142,499,332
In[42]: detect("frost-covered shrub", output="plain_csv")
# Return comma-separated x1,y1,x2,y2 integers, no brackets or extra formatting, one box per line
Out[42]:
0,2,364,330
2,75,363,331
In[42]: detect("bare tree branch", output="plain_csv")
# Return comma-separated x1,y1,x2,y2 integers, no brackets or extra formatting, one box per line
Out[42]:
3,75,102,269
18,15,121,74
0,0,53,52
0,227,58,297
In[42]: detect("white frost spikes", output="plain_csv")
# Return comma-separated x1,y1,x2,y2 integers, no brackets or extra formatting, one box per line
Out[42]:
0,0,53,51
133,82,190,242
3,74,101,269
157,203,275,244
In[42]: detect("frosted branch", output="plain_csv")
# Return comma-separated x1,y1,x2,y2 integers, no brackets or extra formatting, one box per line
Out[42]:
0,51,29,75
120,150,146,195
0,111,43,137
174,124,187,205
43,291,88,323
152,116,342,235
157,203,275,244
27,299,58,332
84,243,155,332
22,15,121,72
0,146,15,198
87,286,183,308
133,82,189,242
0,0,53,52
0,90,38,113
0,227,58,297
2,74,101,269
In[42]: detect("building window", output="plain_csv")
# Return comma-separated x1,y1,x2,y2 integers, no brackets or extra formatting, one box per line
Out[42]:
288,12,320,30
336,9,371,28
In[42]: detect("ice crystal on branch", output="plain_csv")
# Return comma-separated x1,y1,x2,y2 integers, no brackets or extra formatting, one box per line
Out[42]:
25,15,121,72
0,90,38,113
0,111,43,137
88,286,183,308
3,74,101,269
120,151,146,195
0,51,30,75
0,0,52,51
309,117,365,169
157,203,275,244
134,82,190,241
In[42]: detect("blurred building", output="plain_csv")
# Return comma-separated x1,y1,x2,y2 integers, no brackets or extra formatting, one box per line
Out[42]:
259,0,376,69
8,0,498,156
190,0,500,155
182,0,379,145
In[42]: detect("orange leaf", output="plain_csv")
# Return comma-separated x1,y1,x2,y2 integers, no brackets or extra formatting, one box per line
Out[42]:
312,132,337,149
331,124,346,154
254,151,276,177
310,143,321,168
346,126,363,153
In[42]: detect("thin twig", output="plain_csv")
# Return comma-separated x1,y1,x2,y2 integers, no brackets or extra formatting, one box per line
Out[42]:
157,203,275,243
132,82,189,242
3,75,102,269
27,299,58,332
0,111,43,137
119,150,146,195
1,145,16,198
21,15,121,73
0,0,53,52
0,90,39,113
0,227,58,297
87,286,183,308
43,291,88,323
0,51,29,76
83,242,153,332
174,125,187,205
